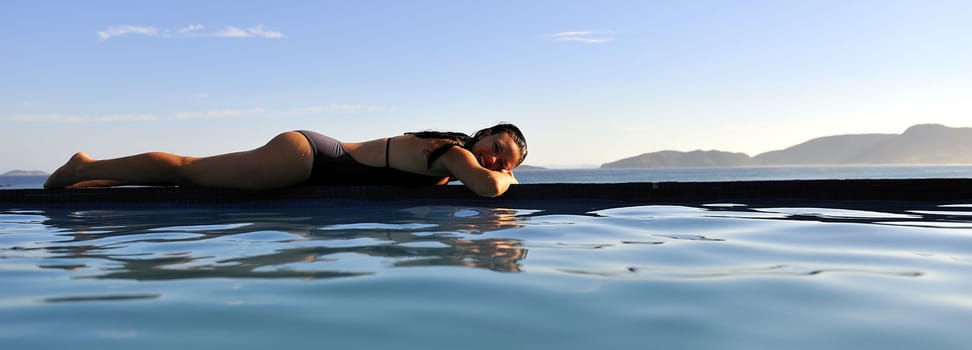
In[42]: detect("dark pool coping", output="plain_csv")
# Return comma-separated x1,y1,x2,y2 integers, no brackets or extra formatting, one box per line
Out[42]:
3,179,972,209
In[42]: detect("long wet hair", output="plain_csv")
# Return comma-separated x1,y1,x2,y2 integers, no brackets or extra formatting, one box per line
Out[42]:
406,123,528,166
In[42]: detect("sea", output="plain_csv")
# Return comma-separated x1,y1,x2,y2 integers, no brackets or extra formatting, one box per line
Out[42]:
4,165,972,189
2,166,971,349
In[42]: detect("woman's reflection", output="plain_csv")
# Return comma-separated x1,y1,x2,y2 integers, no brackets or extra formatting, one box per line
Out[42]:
30,203,530,280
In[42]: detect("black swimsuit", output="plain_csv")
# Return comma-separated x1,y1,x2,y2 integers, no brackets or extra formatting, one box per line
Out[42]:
297,130,452,186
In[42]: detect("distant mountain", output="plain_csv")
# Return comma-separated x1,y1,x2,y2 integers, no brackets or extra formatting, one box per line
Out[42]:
601,124,972,168
517,164,547,170
754,124,972,165
602,150,753,168
844,124,972,164
1,170,49,176
753,133,896,165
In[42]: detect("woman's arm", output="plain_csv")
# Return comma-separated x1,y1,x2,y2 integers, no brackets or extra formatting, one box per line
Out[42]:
435,146,518,197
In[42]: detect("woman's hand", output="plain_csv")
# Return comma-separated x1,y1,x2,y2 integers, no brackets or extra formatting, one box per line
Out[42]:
436,147,518,197
501,169,518,184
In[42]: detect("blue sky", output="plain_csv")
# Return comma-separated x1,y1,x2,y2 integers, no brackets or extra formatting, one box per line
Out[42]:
3,0,971,171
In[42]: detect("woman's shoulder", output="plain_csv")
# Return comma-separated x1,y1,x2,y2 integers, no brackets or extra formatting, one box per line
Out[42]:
405,131,469,144
395,135,463,165
395,134,463,148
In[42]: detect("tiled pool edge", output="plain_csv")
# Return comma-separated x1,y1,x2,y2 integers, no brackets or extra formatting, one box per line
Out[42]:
3,178,971,208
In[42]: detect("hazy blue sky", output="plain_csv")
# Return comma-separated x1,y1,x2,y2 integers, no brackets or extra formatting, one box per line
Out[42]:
3,0,971,171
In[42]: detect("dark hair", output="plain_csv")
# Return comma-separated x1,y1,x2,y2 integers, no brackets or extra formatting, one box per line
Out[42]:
466,123,528,165
407,123,528,166
405,131,470,144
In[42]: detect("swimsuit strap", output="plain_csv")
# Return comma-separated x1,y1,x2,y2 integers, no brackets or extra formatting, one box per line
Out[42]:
427,142,461,169
384,138,391,168
388,135,463,170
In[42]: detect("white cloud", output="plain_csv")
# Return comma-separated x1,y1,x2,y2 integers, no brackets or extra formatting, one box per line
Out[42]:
549,31,616,44
169,105,388,119
169,107,267,120
98,25,160,40
287,104,388,115
98,24,285,40
214,26,250,38
179,24,205,34
213,25,286,39
2,104,386,123
552,31,599,37
247,25,285,39
1,113,159,122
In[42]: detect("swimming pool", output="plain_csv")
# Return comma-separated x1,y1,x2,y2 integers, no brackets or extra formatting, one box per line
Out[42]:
2,196,971,349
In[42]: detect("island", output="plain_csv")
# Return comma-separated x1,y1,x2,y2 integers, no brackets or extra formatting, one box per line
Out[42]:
2,170,50,177
602,124,972,168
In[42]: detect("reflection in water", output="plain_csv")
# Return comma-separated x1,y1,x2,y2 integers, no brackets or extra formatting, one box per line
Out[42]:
5,199,971,283
3,199,972,350
23,203,528,280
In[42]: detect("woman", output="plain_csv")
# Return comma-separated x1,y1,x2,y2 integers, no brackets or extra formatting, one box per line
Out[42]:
44,123,527,197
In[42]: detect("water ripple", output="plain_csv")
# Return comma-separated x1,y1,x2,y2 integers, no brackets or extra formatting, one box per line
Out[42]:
558,264,925,279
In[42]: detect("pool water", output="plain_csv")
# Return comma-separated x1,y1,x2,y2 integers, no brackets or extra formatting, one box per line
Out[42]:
2,199,971,349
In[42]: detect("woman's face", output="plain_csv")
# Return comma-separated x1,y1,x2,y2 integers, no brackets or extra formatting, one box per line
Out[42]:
470,132,523,172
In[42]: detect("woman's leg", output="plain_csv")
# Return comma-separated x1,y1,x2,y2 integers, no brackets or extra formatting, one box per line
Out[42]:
44,131,314,190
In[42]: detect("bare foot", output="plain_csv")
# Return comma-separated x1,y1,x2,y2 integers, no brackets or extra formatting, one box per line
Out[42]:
44,152,94,189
